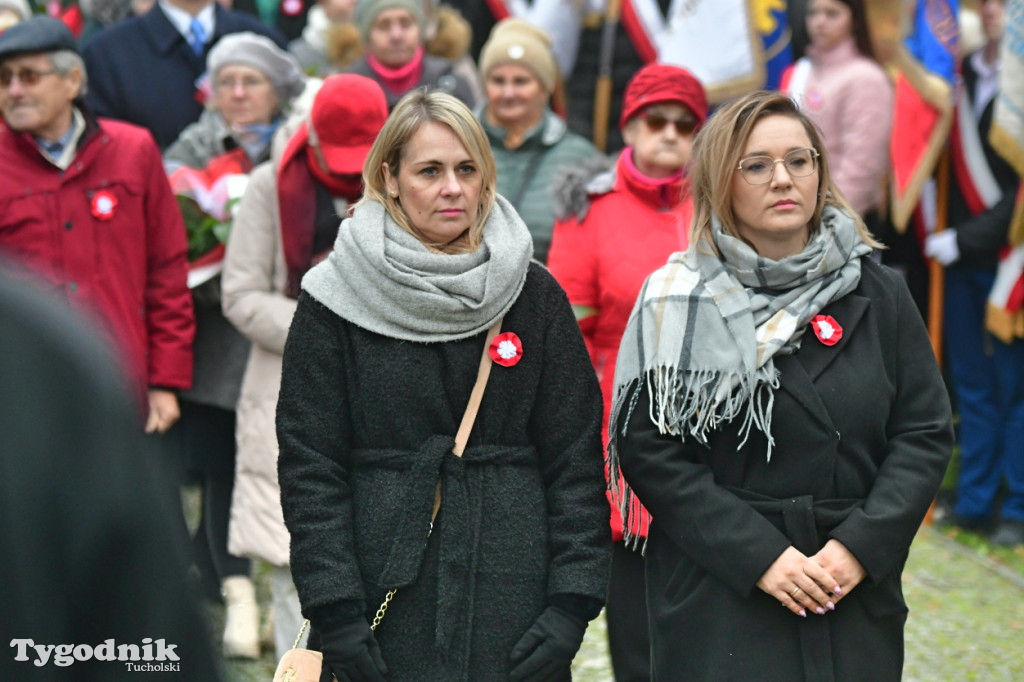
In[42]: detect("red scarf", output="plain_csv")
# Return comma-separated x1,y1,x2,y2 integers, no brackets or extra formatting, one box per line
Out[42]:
366,46,425,96
277,123,363,298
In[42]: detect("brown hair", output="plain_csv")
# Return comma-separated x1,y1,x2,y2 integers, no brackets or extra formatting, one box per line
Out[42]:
358,88,497,253
812,0,877,60
687,90,880,253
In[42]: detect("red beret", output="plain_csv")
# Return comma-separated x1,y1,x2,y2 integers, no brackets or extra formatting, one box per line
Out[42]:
619,63,708,131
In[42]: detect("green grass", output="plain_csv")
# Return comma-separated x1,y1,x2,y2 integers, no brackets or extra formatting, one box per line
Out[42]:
934,446,1024,581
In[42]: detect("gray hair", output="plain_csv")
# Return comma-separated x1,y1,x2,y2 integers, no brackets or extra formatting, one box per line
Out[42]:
49,49,87,97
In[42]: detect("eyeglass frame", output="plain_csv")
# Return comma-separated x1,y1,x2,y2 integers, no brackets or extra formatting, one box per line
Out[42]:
0,67,60,88
735,147,820,185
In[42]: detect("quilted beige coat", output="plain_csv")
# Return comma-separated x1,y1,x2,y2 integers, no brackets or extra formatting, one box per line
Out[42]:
222,149,349,566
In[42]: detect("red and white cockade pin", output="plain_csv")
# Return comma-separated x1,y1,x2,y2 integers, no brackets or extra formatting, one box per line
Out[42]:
280,0,303,15
810,314,842,346
90,190,118,221
489,332,523,367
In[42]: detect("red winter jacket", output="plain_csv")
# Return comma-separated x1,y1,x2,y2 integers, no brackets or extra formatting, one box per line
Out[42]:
548,149,692,541
0,115,194,406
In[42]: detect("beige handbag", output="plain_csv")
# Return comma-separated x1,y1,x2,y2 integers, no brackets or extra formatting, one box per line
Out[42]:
272,320,503,682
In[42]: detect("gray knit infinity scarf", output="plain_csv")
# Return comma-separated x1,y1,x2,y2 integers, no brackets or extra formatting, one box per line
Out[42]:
302,195,533,342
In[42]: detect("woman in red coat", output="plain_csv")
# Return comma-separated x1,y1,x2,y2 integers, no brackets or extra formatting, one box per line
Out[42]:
547,62,707,681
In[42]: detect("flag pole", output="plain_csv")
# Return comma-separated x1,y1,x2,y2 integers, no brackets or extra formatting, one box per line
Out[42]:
923,145,950,527
928,146,950,364
593,0,623,153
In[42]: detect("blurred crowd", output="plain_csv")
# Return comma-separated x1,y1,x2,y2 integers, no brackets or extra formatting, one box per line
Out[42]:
0,0,1020,680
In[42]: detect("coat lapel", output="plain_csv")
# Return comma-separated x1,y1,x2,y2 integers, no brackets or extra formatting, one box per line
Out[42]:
775,293,870,430
799,293,869,381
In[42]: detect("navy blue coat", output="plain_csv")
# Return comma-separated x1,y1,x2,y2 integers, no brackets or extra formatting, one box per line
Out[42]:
82,4,285,150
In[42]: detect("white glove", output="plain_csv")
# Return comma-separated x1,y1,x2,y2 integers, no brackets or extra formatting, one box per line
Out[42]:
924,229,960,266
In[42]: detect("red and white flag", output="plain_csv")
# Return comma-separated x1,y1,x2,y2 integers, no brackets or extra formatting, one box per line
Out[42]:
986,0,1024,342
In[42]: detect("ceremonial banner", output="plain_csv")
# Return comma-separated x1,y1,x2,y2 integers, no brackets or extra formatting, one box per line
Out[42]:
757,0,793,90
621,0,765,103
989,0,1024,245
986,0,1024,341
890,0,959,232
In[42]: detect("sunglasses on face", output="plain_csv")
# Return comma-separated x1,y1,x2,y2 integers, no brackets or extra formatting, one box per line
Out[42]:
0,67,59,87
641,112,697,136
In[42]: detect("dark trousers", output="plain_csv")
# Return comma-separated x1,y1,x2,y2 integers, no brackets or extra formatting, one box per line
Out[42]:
181,400,251,581
945,267,1024,522
607,540,651,681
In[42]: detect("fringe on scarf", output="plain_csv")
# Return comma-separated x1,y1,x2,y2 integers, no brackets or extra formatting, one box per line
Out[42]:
607,364,780,552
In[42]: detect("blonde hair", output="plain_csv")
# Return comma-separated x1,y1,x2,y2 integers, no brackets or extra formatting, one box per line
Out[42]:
358,88,497,252
688,90,881,254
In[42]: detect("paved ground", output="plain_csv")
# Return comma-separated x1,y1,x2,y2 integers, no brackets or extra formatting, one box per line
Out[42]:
212,527,1024,681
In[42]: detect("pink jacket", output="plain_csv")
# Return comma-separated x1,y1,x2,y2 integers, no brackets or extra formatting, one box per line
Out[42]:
782,37,893,216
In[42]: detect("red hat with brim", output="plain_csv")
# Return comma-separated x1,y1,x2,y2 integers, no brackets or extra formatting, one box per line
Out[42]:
619,63,708,131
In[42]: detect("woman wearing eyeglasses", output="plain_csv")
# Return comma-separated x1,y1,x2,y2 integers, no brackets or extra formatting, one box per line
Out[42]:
161,32,306,660
165,32,306,171
608,90,953,680
546,62,706,682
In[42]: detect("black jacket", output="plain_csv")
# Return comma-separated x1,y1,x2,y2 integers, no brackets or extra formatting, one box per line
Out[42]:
0,266,221,681
618,259,953,681
277,263,610,680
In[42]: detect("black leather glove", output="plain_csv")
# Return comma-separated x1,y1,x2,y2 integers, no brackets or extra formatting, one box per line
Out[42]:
508,606,587,681
316,614,387,682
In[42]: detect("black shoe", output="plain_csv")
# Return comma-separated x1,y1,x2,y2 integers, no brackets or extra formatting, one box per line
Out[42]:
935,512,993,534
990,519,1024,547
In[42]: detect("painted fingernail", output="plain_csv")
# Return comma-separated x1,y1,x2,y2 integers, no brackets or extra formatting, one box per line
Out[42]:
827,601,835,611
799,609,807,618
815,607,826,615
834,586,843,595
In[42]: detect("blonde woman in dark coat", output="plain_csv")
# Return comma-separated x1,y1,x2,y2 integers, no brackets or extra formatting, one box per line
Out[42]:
609,91,953,681
276,89,610,681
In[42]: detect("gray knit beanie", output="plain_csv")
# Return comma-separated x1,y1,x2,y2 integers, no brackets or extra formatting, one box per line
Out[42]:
207,32,305,104
354,0,425,42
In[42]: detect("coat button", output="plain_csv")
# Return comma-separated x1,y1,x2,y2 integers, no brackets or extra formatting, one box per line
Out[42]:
67,282,78,292
64,221,72,231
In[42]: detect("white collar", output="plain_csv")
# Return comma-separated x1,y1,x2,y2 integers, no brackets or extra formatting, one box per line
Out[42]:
159,1,215,42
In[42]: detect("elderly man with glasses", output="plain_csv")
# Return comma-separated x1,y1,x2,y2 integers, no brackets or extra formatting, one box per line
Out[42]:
0,17,195,438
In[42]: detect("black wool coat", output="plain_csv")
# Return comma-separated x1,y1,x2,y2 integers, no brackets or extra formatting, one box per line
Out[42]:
617,259,953,682
277,264,611,680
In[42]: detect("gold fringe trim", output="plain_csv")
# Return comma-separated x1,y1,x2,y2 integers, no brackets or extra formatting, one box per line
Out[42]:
988,125,1024,246
985,301,1024,344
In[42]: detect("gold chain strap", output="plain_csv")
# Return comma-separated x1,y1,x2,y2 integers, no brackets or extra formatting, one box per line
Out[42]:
370,589,397,631
293,618,309,649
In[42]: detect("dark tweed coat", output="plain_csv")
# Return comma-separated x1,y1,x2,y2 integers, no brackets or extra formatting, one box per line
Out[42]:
277,263,611,680
617,259,953,682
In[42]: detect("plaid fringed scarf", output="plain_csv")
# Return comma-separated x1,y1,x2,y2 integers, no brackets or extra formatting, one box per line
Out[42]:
607,205,873,549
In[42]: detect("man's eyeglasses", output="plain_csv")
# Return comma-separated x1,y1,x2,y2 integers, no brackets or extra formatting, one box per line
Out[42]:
0,68,59,88
641,112,697,136
736,148,819,185
215,76,271,92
